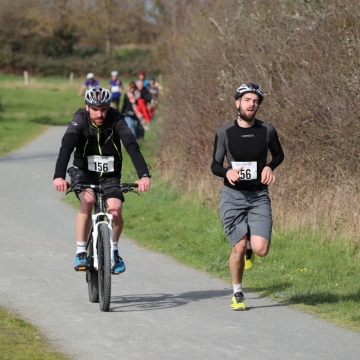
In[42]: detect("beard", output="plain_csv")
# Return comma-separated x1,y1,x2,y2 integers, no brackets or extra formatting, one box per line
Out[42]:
238,107,256,122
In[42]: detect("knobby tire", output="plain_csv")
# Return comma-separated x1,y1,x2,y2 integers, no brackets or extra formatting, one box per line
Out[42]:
86,232,99,303
98,223,111,312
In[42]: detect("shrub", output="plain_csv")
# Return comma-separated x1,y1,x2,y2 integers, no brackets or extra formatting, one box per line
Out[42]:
158,0,360,244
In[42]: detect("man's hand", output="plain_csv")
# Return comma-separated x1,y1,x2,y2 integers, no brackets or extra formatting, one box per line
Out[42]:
226,167,243,186
135,177,151,192
261,166,275,185
53,178,68,192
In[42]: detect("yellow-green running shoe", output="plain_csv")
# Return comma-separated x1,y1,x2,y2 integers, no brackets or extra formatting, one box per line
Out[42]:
230,292,246,310
244,249,255,270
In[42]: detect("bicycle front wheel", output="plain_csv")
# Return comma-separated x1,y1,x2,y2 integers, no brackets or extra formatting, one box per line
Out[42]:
98,223,112,312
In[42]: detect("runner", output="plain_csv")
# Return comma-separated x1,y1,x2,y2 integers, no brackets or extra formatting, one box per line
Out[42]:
108,71,123,110
138,71,149,88
121,81,144,139
211,82,284,310
53,87,151,273
78,73,100,96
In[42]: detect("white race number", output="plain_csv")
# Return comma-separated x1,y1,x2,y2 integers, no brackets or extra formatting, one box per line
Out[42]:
231,161,257,180
87,155,114,173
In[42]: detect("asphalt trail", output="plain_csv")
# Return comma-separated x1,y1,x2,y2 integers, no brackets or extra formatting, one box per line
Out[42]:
0,127,359,359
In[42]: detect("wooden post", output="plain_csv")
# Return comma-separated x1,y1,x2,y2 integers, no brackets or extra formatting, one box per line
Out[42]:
70,72,74,85
23,71,28,86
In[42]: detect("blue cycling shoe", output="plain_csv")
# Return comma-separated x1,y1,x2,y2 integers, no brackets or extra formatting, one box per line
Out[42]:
74,252,89,271
112,250,126,275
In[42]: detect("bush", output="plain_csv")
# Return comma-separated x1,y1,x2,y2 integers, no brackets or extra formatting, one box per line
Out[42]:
158,0,360,244
0,48,159,77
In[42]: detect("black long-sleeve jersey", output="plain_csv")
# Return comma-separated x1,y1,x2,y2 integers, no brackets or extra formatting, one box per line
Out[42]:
211,119,284,191
53,107,149,180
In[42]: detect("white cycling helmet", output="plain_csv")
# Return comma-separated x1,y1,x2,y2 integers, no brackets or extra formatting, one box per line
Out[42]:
86,72,95,79
111,71,118,76
235,82,264,103
84,88,111,106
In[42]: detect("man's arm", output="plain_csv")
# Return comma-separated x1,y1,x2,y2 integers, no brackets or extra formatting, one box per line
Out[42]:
79,84,87,96
266,126,284,171
53,116,82,191
116,115,149,177
116,116,151,191
211,132,228,178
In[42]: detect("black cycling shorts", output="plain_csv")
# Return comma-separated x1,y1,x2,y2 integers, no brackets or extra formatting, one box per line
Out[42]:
67,166,125,203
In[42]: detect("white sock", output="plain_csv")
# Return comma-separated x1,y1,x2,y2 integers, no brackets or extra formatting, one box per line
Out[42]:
113,242,118,251
233,283,242,294
76,241,86,255
247,240,252,250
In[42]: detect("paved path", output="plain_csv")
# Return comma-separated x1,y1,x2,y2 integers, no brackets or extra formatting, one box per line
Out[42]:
0,127,359,360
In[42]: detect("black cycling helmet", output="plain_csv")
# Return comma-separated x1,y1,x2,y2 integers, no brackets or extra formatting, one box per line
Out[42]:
84,87,112,106
235,82,264,104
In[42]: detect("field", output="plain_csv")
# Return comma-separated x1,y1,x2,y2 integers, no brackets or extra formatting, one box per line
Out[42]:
0,74,359,349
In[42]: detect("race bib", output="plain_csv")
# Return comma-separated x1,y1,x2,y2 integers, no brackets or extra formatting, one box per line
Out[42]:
87,155,114,173
111,85,120,93
231,161,257,180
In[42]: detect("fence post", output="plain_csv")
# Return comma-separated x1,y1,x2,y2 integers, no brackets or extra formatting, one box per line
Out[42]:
23,71,28,86
70,72,74,85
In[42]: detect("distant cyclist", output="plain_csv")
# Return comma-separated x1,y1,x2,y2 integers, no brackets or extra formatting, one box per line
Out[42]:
53,88,151,274
211,82,284,310
108,71,123,110
78,73,100,96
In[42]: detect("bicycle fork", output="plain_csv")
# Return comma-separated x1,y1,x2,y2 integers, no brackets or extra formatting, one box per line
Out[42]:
91,213,115,270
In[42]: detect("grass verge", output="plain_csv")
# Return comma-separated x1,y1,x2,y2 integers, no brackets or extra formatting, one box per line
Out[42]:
0,306,68,359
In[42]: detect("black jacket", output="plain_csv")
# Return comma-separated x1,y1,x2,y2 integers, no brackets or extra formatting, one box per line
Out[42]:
54,107,149,179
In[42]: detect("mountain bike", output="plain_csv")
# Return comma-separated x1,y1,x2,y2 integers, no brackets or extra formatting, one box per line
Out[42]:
68,182,138,312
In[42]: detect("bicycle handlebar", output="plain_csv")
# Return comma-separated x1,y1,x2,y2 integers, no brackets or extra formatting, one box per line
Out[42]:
68,182,138,193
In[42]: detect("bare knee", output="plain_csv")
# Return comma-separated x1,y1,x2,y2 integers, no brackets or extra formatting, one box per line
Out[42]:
231,241,247,262
79,198,95,214
108,208,123,226
252,242,270,257
255,248,269,257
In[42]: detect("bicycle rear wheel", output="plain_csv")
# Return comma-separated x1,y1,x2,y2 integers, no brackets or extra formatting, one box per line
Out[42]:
86,231,99,303
98,223,112,311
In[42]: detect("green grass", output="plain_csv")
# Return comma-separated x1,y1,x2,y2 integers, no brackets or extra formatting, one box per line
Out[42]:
0,74,133,155
0,306,68,359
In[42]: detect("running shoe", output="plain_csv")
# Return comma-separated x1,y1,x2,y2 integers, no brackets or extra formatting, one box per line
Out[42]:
112,250,126,275
244,249,255,270
74,252,89,271
230,292,246,311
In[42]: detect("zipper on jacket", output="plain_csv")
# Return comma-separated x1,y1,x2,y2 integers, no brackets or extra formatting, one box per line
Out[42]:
83,139,89,158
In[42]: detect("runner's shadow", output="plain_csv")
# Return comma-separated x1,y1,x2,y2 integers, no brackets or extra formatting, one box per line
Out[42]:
110,289,230,312
110,289,288,312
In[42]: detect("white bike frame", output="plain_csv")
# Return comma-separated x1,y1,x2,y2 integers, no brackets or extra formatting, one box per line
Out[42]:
91,212,115,271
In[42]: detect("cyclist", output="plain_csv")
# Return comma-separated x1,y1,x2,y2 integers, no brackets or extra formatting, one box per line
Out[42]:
78,73,100,96
108,71,123,110
53,88,151,274
211,82,284,310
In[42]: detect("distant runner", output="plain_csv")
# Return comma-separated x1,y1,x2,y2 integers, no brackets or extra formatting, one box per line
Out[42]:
79,73,100,96
211,82,284,310
108,71,123,110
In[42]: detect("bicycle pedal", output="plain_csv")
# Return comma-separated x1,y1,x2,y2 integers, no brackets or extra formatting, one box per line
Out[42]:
74,266,88,271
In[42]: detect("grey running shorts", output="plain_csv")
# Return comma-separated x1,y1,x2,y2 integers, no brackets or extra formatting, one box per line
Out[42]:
220,186,272,246
67,166,125,203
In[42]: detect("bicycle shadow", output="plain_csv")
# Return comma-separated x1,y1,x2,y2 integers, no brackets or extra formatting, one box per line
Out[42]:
109,288,286,312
